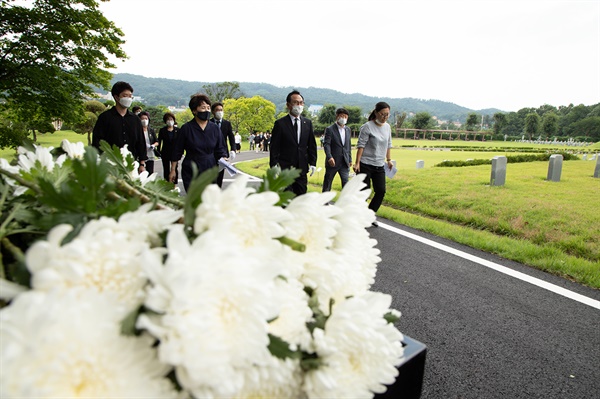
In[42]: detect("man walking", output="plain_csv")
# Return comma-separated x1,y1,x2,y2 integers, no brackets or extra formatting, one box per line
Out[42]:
322,108,352,191
269,90,317,195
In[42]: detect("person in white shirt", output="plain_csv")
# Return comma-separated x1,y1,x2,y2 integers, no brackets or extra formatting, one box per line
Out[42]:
234,131,242,153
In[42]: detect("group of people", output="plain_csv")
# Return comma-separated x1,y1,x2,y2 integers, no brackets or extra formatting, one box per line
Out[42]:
92,82,394,226
249,132,271,152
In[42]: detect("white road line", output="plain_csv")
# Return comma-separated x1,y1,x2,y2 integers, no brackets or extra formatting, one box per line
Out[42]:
380,222,600,310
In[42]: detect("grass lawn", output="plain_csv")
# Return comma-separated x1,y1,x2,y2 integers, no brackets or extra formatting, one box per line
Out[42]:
238,141,600,289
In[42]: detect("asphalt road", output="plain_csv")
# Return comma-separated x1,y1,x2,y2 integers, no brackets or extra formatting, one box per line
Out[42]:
155,152,600,398
370,219,600,399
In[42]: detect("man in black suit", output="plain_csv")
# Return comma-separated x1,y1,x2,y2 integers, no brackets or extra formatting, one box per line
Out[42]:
269,90,317,195
211,102,235,188
322,108,353,192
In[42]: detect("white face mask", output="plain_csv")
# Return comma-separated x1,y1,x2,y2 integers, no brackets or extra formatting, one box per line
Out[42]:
166,120,174,127
337,117,347,126
215,111,224,120
291,105,303,117
141,119,149,127
118,96,133,108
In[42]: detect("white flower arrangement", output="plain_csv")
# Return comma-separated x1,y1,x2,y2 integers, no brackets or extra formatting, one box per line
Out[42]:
0,140,405,398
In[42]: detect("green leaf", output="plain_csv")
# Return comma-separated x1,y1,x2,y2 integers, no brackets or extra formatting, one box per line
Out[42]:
267,333,301,360
256,166,300,206
384,311,401,324
120,306,143,336
300,353,323,371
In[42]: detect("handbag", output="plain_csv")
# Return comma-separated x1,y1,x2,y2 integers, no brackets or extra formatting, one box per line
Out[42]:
153,147,162,158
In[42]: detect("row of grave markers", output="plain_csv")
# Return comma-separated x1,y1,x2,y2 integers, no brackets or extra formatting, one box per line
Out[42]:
413,156,600,185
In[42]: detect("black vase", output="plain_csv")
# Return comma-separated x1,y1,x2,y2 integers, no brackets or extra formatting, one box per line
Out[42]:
374,335,427,399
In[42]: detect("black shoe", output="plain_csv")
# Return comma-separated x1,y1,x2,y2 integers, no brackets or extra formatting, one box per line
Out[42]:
371,221,379,227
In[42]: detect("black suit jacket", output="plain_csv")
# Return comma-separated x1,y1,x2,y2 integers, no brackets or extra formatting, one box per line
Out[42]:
270,115,317,173
211,118,235,153
157,126,179,161
323,123,352,168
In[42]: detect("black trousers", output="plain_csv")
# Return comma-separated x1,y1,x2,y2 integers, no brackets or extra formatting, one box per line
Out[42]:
322,164,349,192
359,162,386,212
286,172,307,196
162,158,178,183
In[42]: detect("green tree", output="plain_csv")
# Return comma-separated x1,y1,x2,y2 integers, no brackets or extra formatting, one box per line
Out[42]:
465,113,479,131
493,112,507,135
72,111,98,145
202,82,244,103
524,113,541,139
344,106,364,124
569,116,600,141
318,104,336,124
541,112,559,138
0,0,127,149
84,100,107,115
411,112,432,130
224,96,276,134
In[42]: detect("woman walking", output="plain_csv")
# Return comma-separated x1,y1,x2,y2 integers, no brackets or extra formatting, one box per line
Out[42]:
353,101,394,227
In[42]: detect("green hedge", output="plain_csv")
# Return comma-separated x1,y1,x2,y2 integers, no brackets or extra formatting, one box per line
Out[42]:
435,152,579,167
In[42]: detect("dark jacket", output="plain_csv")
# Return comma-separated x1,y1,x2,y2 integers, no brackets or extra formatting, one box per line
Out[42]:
210,118,235,153
323,123,352,169
157,126,180,161
269,115,317,174
92,107,147,161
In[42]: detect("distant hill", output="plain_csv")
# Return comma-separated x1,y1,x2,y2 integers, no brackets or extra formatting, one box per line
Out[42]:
103,73,502,122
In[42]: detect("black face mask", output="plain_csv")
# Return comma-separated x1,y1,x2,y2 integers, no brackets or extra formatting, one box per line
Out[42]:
196,111,211,121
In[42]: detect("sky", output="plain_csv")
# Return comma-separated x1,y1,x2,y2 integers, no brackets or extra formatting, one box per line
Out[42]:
98,0,600,112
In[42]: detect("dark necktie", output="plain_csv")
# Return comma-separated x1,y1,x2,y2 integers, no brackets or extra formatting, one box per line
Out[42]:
217,120,221,128
294,118,299,143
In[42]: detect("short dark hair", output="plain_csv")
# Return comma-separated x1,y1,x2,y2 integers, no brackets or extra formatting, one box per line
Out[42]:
163,112,177,123
111,81,133,97
138,111,150,119
211,102,224,112
132,106,142,113
189,93,211,112
336,108,349,116
286,90,304,104
368,102,390,121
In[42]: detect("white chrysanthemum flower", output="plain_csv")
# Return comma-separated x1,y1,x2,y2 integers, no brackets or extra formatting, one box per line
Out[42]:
61,139,86,159
223,356,303,399
304,292,404,399
117,203,182,247
0,158,27,196
25,214,160,313
331,174,381,294
194,176,290,241
139,225,285,398
0,290,178,398
0,278,28,300
17,144,65,172
268,278,313,351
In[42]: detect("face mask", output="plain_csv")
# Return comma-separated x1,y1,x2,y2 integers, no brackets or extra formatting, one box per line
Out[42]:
337,117,347,126
118,96,133,108
291,105,303,117
376,118,386,125
166,120,174,127
196,111,211,121
215,111,224,120
141,119,149,127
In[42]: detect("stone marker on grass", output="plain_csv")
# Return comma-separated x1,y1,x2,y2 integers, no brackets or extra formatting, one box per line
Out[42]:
547,154,563,182
594,156,600,178
490,156,507,186
416,160,424,169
